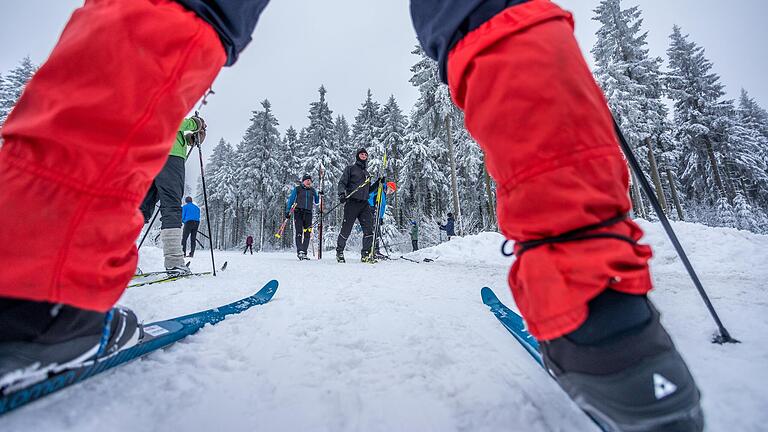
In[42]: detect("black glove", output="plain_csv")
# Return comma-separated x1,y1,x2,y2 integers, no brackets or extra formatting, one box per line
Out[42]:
338,194,346,204
318,191,324,195
285,213,291,219
191,115,206,131
379,218,385,226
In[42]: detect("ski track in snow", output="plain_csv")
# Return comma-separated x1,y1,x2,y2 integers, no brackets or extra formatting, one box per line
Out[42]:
2,221,766,431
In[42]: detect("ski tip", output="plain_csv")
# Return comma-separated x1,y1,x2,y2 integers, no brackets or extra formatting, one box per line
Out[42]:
220,261,228,271
481,287,500,306
256,279,279,302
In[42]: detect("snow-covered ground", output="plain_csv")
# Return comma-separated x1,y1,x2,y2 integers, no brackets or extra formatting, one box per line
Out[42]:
2,221,766,431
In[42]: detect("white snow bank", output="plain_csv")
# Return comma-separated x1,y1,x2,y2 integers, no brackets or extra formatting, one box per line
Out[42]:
403,231,511,267
3,221,766,431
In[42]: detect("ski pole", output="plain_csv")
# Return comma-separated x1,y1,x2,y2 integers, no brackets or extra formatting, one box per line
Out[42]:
194,121,217,277
138,204,160,251
612,118,737,344
276,203,297,239
310,176,374,232
323,177,372,216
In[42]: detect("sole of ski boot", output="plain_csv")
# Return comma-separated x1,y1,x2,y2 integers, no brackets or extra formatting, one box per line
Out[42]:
555,349,704,432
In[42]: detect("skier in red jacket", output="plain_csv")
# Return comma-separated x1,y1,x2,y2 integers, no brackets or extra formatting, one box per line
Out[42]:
0,1,702,429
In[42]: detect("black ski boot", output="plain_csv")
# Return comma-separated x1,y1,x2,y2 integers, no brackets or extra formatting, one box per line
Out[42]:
540,290,703,432
166,264,191,276
298,251,309,261
0,299,142,391
336,251,345,263
361,253,377,264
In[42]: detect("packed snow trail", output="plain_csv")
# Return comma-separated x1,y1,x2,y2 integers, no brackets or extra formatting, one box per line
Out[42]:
2,222,767,431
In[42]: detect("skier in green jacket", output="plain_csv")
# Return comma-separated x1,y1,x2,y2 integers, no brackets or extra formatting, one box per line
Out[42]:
410,221,419,252
140,116,206,273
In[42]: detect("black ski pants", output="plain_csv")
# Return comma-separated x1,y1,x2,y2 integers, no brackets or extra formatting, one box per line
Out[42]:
182,220,200,256
412,240,419,251
336,199,373,255
293,209,313,254
139,155,185,229
243,244,253,254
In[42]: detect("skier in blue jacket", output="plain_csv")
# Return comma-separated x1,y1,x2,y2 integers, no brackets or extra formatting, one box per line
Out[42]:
181,196,201,257
439,213,456,240
286,175,320,260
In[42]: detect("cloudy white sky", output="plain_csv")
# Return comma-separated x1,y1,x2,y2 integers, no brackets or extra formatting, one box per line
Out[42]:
1,0,766,156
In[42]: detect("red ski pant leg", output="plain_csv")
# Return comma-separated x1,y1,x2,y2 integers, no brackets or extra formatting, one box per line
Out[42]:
0,0,225,312
447,0,653,340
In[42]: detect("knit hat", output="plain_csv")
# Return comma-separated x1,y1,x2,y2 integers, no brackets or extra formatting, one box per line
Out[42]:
301,174,312,182
356,148,368,160
386,181,397,192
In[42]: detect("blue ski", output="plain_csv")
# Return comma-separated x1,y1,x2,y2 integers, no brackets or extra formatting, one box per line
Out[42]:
0,279,279,417
481,287,543,364
481,287,607,431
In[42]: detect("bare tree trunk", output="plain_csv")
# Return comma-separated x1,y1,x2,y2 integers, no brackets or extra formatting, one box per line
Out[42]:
629,171,646,218
445,114,462,235
259,210,265,252
665,169,685,221
646,138,669,216
482,158,496,230
703,136,730,204
221,210,227,249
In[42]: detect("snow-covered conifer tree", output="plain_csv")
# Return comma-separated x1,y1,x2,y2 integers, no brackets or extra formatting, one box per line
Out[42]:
236,99,282,249
333,115,353,165
0,56,37,128
304,86,342,196
205,138,238,248
591,0,675,218
379,95,407,222
666,25,733,207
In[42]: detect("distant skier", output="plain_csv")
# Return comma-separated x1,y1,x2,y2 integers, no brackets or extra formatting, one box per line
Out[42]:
286,174,320,260
243,235,254,255
139,116,206,273
0,1,703,429
410,221,419,252
438,213,456,240
368,181,397,260
181,196,201,258
336,148,380,263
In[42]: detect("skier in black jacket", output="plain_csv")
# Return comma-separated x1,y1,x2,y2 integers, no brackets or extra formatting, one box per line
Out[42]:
336,148,380,263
